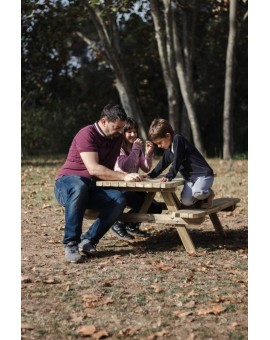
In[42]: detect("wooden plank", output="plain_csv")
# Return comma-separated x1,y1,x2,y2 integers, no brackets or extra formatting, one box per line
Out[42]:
171,192,182,210
95,179,184,189
209,213,227,238
179,198,240,218
139,192,156,213
84,196,240,255
135,181,149,188
175,226,196,253
84,211,199,225
161,192,179,212
180,217,205,225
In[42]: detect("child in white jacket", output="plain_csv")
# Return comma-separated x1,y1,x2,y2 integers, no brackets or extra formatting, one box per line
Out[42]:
112,117,162,240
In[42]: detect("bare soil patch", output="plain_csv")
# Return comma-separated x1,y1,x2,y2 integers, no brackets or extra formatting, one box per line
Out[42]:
22,158,248,339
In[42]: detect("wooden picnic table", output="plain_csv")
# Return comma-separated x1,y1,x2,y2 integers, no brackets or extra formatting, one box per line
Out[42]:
84,179,240,254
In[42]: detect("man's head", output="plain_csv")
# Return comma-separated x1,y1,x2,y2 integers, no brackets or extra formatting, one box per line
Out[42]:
148,118,174,150
99,103,127,138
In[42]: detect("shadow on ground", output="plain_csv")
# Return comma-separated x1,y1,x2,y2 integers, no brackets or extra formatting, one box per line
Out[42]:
82,227,248,261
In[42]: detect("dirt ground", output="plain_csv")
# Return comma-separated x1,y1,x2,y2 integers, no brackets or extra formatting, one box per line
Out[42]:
21,157,248,339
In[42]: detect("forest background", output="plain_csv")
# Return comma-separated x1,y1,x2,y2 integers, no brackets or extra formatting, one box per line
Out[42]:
22,0,248,159
2,0,270,338
1,0,259,338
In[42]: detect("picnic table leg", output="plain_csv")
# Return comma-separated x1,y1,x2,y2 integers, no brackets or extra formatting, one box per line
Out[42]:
161,192,179,212
175,226,196,253
139,192,156,213
209,213,227,238
161,192,196,253
171,192,182,209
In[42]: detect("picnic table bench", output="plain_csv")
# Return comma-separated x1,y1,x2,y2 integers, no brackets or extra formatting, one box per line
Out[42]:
84,179,240,254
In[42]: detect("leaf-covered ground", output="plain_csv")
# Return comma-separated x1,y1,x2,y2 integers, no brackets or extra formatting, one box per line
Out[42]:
21,157,248,339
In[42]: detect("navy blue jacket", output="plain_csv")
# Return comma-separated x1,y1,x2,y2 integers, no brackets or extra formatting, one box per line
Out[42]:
148,134,213,182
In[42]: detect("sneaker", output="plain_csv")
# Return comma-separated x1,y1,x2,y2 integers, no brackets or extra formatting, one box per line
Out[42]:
200,189,215,209
111,221,134,240
126,223,150,237
78,238,97,255
64,241,83,263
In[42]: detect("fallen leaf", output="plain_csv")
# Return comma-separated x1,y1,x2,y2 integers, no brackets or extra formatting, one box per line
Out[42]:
197,304,226,315
43,278,60,284
21,323,34,330
92,330,109,339
150,285,164,293
154,262,173,270
102,297,114,305
185,300,196,308
147,330,168,339
21,276,32,283
230,322,239,329
187,251,206,257
187,290,198,297
173,311,193,318
78,325,96,336
82,294,103,303
119,327,138,337
70,312,84,323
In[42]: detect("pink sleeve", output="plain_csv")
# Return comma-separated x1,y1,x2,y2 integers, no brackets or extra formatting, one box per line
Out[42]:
139,153,153,173
115,144,141,173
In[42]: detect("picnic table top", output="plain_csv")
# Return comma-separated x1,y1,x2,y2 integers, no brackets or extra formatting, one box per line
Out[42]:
95,178,184,189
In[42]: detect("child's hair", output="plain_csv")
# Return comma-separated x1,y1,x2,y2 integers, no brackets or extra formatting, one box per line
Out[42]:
148,118,174,140
122,117,139,154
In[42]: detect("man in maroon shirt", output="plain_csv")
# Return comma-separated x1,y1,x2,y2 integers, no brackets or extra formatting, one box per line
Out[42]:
54,103,142,263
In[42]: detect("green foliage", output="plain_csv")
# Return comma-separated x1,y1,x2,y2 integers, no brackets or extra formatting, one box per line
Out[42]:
22,103,103,155
21,0,247,156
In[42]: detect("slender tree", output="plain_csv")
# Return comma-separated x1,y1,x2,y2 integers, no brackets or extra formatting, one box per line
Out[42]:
81,1,149,139
150,0,205,154
150,0,180,132
223,0,238,159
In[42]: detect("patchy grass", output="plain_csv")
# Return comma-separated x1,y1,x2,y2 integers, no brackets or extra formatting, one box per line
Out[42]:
21,157,248,339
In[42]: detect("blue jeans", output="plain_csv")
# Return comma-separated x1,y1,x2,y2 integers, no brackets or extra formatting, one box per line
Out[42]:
54,175,126,245
181,176,214,206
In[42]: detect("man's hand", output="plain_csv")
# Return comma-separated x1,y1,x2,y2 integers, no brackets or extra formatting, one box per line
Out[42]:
159,177,169,182
124,173,143,182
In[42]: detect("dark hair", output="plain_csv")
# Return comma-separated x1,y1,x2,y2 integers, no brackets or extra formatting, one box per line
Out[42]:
148,118,174,140
122,117,139,154
100,103,127,122
123,117,138,134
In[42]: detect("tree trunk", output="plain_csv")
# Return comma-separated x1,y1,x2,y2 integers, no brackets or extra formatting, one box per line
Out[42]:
150,0,180,132
223,0,237,160
87,4,148,140
171,5,205,156
179,1,197,138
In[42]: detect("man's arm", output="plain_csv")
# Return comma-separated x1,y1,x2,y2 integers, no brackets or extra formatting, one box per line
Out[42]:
80,151,142,181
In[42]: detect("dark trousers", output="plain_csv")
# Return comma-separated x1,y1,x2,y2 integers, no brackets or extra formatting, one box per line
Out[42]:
124,191,162,214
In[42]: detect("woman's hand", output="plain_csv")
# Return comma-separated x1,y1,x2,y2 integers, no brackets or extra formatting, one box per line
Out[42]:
134,138,143,148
